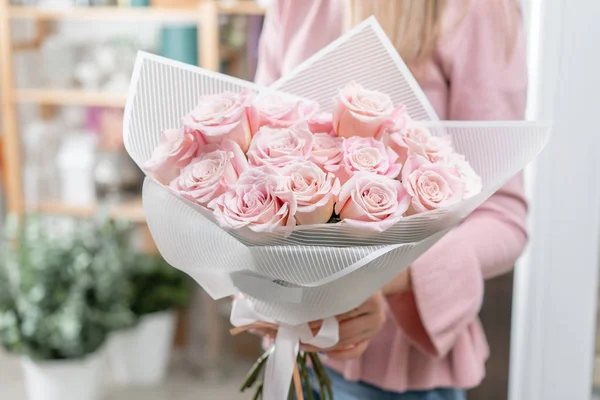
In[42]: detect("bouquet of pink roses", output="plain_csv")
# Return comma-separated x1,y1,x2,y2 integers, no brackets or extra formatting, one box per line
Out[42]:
143,81,481,235
123,18,549,400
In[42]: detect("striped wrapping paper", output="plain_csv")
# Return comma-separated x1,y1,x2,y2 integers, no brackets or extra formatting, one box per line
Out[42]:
124,18,550,325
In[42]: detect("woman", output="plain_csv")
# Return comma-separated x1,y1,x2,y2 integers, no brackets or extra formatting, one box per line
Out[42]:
255,0,527,399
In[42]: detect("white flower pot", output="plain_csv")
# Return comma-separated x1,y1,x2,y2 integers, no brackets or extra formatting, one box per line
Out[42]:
56,133,96,206
21,352,104,400
108,311,176,385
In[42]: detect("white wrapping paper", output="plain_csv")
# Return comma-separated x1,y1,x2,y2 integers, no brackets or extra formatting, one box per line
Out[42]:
124,18,551,326
230,297,339,400
124,18,550,399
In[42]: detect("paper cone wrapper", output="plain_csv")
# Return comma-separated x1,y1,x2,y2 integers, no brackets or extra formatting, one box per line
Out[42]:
124,18,550,325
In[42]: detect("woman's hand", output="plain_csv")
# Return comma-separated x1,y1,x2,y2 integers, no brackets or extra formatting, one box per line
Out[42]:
253,268,410,360
302,291,386,360
382,267,412,296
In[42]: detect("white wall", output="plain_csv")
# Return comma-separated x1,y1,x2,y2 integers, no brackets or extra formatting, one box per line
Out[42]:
510,1,600,399
508,0,542,397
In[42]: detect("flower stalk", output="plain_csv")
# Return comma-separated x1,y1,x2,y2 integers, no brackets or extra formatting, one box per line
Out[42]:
240,348,333,400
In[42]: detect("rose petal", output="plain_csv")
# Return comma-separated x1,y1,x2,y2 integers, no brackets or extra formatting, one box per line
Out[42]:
143,128,199,184
247,124,314,168
403,156,466,212
182,90,254,151
334,82,394,139
249,95,318,136
336,172,409,232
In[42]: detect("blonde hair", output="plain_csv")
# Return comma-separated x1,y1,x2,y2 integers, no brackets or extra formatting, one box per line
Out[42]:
347,0,520,68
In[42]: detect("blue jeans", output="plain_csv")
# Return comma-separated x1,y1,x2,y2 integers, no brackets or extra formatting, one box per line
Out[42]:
307,367,465,400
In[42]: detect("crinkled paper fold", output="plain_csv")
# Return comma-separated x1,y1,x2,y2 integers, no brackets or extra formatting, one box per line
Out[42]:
124,18,550,325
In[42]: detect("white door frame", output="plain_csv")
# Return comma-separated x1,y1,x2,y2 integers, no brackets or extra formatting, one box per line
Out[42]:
510,1,600,399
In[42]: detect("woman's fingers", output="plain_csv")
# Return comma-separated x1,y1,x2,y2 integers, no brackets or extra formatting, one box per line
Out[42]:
326,341,370,361
338,327,379,349
339,303,385,340
303,292,385,354
382,268,412,295
301,317,368,352
300,343,323,353
335,306,365,322
331,326,380,351
249,327,277,338
309,292,383,327
336,296,379,322
338,314,371,340
308,302,367,328
302,318,382,352
300,321,373,352
308,320,323,331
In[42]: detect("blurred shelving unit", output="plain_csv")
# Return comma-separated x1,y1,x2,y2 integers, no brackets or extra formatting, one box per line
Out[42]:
36,198,146,222
0,0,266,219
8,2,266,20
9,6,202,21
14,88,128,107
0,0,266,369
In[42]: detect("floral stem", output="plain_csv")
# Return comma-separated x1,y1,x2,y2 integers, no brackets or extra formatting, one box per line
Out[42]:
308,352,333,400
313,359,327,400
288,380,295,400
252,382,264,400
299,353,315,400
240,346,273,392
240,348,333,399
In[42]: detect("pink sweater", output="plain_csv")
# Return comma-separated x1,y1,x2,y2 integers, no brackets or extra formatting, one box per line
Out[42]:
255,0,528,392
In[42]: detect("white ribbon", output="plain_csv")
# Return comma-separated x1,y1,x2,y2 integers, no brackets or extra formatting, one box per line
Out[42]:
230,297,339,400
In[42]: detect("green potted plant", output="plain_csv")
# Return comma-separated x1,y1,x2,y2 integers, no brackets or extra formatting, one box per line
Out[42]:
107,250,192,385
0,215,135,400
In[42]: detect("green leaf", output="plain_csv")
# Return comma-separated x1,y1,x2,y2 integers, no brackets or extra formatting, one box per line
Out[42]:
0,216,133,360
123,252,192,317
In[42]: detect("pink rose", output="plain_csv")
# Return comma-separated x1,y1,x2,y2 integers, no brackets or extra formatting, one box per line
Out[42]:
337,137,402,183
309,133,343,173
208,169,297,232
444,153,482,199
307,112,335,136
376,104,411,140
281,161,340,225
182,90,254,152
335,172,411,232
387,123,453,165
402,155,466,213
383,131,409,166
333,82,401,139
247,124,313,168
249,94,317,135
235,164,281,181
169,140,248,206
143,128,199,184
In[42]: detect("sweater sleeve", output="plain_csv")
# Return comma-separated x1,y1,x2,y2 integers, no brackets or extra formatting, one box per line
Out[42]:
386,0,528,357
254,0,345,86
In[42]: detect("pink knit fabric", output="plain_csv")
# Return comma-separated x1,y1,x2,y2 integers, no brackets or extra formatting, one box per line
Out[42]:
255,0,528,391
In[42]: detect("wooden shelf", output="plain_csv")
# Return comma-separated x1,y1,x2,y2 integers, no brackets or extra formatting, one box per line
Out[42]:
13,42,237,106
10,6,198,21
14,88,127,107
2,0,257,216
8,3,265,21
216,1,266,15
37,198,146,223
